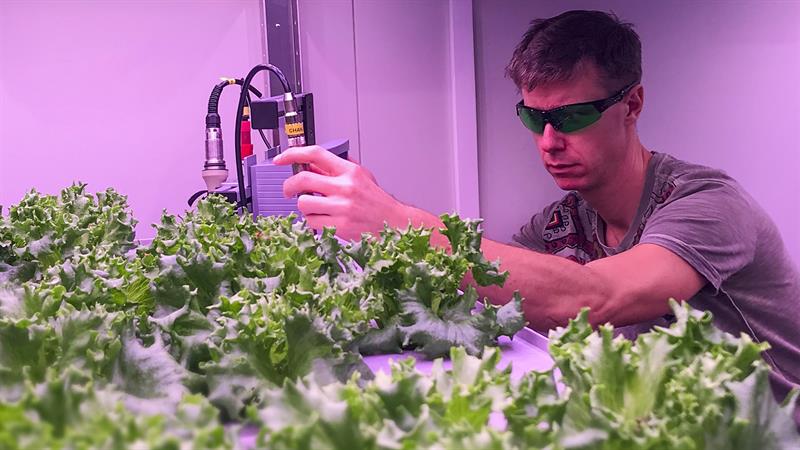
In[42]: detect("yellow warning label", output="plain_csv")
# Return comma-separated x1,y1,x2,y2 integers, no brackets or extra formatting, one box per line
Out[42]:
285,123,305,137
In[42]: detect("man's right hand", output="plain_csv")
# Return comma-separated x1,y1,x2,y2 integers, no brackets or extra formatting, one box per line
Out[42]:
273,145,413,241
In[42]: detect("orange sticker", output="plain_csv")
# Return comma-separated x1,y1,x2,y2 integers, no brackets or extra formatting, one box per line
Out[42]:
285,123,304,136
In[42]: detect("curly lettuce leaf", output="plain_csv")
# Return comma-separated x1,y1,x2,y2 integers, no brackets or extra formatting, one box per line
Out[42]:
2,184,136,280
348,216,525,359
0,368,234,450
253,347,514,449
536,299,800,449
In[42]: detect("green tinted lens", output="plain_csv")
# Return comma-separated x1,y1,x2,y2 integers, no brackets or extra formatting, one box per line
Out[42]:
554,104,602,133
517,105,545,133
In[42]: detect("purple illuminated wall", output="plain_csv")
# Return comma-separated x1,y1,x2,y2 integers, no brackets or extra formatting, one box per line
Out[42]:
299,0,459,217
2,0,798,265
0,0,267,239
474,0,800,263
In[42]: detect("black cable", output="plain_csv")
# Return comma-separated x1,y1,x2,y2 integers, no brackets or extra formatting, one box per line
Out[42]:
237,80,263,98
206,81,226,128
187,190,206,206
257,129,272,148
235,65,292,211
206,79,263,128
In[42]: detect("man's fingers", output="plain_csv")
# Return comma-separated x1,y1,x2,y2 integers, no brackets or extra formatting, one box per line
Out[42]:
308,163,330,176
283,171,338,198
304,214,346,234
303,213,361,241
273,145,353,176
296,194,347,216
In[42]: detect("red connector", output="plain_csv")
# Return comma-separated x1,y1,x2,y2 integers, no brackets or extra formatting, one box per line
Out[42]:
240,106,254,159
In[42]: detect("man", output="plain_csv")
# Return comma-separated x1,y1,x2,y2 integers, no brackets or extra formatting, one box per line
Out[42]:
274,10,800,423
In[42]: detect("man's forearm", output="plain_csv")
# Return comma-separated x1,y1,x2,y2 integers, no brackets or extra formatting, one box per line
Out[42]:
397,205,612,330
473,238,613,330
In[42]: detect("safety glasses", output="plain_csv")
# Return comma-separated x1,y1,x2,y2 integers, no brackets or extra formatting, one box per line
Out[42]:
516,81,638,134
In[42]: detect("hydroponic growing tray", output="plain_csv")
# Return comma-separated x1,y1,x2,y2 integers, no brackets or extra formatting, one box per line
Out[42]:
237,327,553,447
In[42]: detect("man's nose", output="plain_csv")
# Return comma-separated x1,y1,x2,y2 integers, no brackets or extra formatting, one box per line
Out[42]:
538,123,565,153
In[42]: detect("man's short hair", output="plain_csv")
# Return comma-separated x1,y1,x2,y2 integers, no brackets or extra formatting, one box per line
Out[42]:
506,10,642,93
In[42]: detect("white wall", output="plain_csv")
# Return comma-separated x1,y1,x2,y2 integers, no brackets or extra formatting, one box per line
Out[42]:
472,0,564,243
299,0,469,217
0,0,267,238
473,0,800,263
297,0,361,163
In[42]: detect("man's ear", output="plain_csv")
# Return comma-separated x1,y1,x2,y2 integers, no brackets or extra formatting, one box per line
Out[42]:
626,84,644,123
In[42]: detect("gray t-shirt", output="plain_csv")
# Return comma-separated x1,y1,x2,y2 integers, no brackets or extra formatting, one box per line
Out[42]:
513,152,800,420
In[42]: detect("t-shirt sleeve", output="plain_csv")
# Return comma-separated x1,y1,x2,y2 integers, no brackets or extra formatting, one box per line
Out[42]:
638,180,759,292
511,203,555,252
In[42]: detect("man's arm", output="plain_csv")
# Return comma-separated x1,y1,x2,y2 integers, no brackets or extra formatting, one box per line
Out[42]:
399,206,706,330
274,145,706,329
